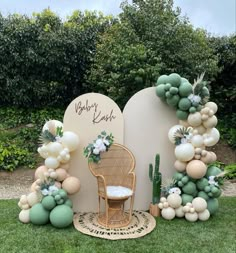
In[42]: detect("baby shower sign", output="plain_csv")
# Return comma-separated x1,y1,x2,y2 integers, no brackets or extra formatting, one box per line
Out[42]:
63,93,124,212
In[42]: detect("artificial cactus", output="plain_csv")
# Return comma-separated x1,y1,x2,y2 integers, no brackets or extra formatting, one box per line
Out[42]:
149,154,162,204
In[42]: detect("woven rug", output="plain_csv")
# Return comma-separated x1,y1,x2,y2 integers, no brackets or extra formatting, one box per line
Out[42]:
73,211,156,240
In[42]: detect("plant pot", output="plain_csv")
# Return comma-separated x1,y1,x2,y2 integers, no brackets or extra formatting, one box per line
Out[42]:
149,203,161,217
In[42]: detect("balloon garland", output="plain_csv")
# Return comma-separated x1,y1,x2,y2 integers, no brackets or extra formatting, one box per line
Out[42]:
18,120,80,228
156,73,223,222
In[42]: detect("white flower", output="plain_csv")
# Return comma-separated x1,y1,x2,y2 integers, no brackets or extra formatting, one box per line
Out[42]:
94,138,106,152
103,139,110,146
55,136,61,142
208,176,216,185
169,187,181,195
49,185,58,193
93,148,100,155
188,94,201,103
41,189,49,196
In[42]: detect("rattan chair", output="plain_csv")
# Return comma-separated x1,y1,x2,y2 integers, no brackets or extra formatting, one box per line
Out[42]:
88,143,136,228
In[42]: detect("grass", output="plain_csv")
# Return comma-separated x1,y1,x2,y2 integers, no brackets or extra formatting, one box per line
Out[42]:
0,198,235,253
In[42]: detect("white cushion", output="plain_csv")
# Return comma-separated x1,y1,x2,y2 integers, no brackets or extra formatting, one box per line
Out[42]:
106,186,133,198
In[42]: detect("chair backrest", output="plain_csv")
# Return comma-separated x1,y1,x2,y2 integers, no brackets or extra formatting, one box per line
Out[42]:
88,143,135,185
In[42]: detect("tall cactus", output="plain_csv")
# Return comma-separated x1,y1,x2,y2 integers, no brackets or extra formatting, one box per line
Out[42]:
149,154,162,204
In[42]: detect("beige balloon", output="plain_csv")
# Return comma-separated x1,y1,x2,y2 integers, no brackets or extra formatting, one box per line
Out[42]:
186,160,207,179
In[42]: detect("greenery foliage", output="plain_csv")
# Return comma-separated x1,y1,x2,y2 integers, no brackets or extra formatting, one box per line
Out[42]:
0,198,235,253
0,9,113,108
0,107,64,171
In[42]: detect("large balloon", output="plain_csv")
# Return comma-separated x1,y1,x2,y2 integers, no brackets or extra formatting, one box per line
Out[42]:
43,120,63,132
60,132,79,152
50,205,73,228
175,143,195,162
203,128,220,147
62,177,81,195
186,160,207,179
45,156,60,169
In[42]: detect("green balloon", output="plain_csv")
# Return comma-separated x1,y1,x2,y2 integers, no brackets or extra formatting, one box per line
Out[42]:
173,172,184,180
168,73,181,87
170,87,179,95
167,95,180,107
166,91,172,99
165,83,172,90
179,82,193,97
206,166,222,178
58,189,67,199
207,198,219,215
178,181,184,187
176,110,189,120
156,84,166,98
198,191,209,201
42,196,56,211
156,75,169,85
64,199,73,208
212,189,222,198
182,181,197,195
178,98,192,111
181,176,189,184
202,87,210,97
50,205,73,228
181,77,189,83
181,194,193,205
30,203,50,225
189,106,197,113
204,186,211,193
196,178,209,190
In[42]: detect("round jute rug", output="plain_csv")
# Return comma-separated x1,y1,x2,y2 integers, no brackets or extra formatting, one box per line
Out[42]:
73,211,156,240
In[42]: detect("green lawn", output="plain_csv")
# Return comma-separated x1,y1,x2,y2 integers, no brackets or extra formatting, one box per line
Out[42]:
0,197,235,253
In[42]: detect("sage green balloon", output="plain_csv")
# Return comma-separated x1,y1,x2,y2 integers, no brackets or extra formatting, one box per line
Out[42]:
189,106,197,113
165,83,172,90
207,198,219,215
156,75,169,85
198,191,209,201
182,181,197,195
42,196,56,211
196,178,209,190
176,110,189,120
167,95,180,107
181,194,193,205
178,98,192,111
29,203,50,225
181,176,189,184
50,205,73,228
179,82,193,97
64,199,73,208
156,84,166,98
206,166,222,178
170,87,179,95
173,172,184,181
168,73,181,87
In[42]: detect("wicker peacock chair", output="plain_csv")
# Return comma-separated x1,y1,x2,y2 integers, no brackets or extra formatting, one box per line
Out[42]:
88,143,136,228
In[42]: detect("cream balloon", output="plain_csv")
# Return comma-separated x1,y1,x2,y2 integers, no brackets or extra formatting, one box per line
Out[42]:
55,168,68,182
191,135,204,148
203,115,218,129
19,209,31,223
175,206,185,218
192,197,207,212
195,125,207,135
60,131,79,152
161,207,175,220
167,193,182,208
47,142,63,157
179,120,190,127
187,112,202,127
198,209,210,221
174,160,187,172
45,156,60,169
27,192,42,207
168,125,183,144
185,212,198,222
205,102,218,114
175,143,195,162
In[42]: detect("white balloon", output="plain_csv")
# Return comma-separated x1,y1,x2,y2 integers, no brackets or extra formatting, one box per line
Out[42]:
61,131,79,152
175,143,195,162
203,128,220,147
191,135,204,148
47,142,63,156
45,156,60,169
205,102,218,114
168,125,183,144
19,209,31,223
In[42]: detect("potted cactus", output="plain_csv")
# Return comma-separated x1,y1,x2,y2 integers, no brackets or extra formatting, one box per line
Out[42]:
149,154,162,216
